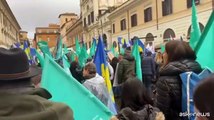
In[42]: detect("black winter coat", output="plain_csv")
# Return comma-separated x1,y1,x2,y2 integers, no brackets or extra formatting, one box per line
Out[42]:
155,59,202,120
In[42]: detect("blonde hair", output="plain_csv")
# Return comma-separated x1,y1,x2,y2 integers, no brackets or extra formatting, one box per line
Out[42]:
155,52,163,64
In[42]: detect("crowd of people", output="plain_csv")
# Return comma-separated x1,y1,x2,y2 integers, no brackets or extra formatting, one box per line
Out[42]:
0,40,213,120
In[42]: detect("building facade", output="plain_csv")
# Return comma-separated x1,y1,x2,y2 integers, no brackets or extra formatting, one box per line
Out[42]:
80,0,127,48
34,24,60,48
59,13,78,44
19,31,28,44
66,17,83,47
109,0,213,48
0,0,21,47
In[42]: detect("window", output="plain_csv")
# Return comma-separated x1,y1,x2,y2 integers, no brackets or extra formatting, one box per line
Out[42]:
187,0,200,8
131,14,137,27
162,0,173,16
91,11,94,23
65,18,68,22
88,14,91,25
144,7,152,22
120,19,126,31
112,24,115,33
84,18,86,27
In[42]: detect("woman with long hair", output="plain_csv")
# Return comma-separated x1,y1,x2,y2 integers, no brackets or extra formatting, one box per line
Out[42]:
111,78,165,120
155,40,202,120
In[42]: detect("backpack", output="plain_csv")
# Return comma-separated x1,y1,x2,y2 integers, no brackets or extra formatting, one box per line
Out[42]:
179,68,213,120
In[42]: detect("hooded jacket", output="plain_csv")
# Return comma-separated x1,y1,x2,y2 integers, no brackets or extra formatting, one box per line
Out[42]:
0,88,73,120
117,54,135,84
155,59,202,120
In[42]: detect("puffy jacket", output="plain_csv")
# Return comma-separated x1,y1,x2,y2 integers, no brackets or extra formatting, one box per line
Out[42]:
142,56,156,76
117,55,135,84
155,59,202,120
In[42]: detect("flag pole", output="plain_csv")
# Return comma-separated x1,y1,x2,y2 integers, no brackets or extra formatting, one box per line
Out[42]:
212,0,214,10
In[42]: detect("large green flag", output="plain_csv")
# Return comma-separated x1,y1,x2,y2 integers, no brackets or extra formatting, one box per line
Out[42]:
195,11,214,70
41,54,113,119
37,41,52,57
75,37,81,56
131,40,142,81
189,0,201,50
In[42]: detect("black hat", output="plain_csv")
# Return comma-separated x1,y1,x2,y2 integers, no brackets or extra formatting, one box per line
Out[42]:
0,47,41,80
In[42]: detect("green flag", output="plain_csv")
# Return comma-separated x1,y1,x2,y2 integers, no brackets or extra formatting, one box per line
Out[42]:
41,54,113,119
37,41,52,57
89,39,96,58
120,46,125,55
55,38,63,60
160,44,165,53
75,37,81,56
78,44,89,68
131,40,143,81
195,11,214,70
189,0,201,50
111,45,118,57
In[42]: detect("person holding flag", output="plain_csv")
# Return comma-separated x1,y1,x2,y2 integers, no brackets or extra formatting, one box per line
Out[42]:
94,36,117,114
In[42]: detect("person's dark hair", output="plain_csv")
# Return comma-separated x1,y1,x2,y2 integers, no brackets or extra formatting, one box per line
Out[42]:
110,57,119,72
121,78,153,111
84,62,96,79
70,61,84,83
165,41,196,63
194,74,214,120
146,51,152,56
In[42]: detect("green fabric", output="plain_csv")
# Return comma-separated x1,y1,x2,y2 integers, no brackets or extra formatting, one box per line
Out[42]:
120,46,125,55
189,0,201,50
78,44,89,68
75,37,81,56
160,44,165,53
55,38,63,60
111,45,118,57
195,11,214,71
41,55,113,120
36,50,44,68
131,40,143,81
90,40,96,58
37,41,52,58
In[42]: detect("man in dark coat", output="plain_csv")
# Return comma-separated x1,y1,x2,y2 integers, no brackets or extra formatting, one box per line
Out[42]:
142,51,156,96
117,49,135,84
0,47,73,120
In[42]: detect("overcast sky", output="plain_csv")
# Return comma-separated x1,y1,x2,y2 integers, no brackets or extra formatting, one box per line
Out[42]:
6,0,80,39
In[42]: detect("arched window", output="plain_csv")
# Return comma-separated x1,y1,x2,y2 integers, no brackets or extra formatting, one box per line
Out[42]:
187,22,204,40
163,28,176,41
145,33,154,46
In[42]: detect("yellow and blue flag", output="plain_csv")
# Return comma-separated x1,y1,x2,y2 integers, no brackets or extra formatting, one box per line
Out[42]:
23,41,32,65
94,36,117,114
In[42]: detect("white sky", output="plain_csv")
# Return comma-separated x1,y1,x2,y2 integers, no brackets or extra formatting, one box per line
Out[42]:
7,0,80,39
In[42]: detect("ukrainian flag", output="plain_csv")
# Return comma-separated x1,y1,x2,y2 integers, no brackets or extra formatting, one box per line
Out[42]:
23,41,32,65
94,36,117,114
